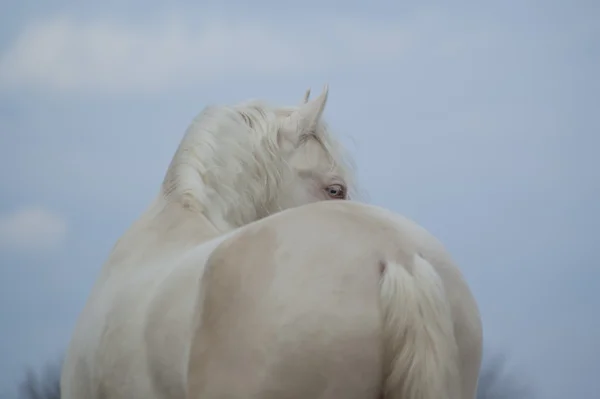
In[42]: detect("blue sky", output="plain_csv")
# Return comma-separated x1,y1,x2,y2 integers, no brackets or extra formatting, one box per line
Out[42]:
1,1,598,398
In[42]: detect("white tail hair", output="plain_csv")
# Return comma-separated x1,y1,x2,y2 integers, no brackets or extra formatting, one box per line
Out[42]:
379,254,461,399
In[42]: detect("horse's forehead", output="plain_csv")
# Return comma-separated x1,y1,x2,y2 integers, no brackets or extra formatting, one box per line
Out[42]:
290,138,332,168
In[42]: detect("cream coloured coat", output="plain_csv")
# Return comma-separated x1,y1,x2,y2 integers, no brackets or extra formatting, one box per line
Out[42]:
61,198,482,399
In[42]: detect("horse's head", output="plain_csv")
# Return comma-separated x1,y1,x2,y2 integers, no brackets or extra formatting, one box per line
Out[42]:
269,86,356,212
163,85,356,231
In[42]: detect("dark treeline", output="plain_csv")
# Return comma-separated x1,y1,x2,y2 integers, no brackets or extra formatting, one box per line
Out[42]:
16,361,61,399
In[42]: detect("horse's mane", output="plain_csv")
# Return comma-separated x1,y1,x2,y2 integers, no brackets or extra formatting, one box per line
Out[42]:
162,99,356,229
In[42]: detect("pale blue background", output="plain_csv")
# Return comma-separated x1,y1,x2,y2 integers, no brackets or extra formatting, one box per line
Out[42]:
1,1,598,398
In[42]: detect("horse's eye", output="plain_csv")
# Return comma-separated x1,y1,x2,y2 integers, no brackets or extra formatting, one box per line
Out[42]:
325,184,346,199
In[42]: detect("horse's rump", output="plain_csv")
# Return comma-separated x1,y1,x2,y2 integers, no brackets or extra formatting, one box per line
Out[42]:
186,201,482,399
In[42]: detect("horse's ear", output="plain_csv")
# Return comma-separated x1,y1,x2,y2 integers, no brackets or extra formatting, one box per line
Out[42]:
302,88,311,104
283,84,329,139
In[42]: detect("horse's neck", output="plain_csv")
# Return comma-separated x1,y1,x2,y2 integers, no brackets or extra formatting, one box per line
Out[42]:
103,196,222,273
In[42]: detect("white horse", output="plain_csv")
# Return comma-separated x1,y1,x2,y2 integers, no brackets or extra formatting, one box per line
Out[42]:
61,86,483,399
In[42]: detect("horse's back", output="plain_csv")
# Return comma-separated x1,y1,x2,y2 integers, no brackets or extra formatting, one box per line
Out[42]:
186,200,482,399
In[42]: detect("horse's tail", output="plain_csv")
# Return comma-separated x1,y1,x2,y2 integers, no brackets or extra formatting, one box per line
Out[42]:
379,254,461,399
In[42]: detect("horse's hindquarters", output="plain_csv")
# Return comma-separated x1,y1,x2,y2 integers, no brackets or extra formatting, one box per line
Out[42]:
185,201,483,399
186,215,386,399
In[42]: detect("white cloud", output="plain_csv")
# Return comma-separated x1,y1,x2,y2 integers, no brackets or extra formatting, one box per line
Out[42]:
0,206,67,253
0,13,422,95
